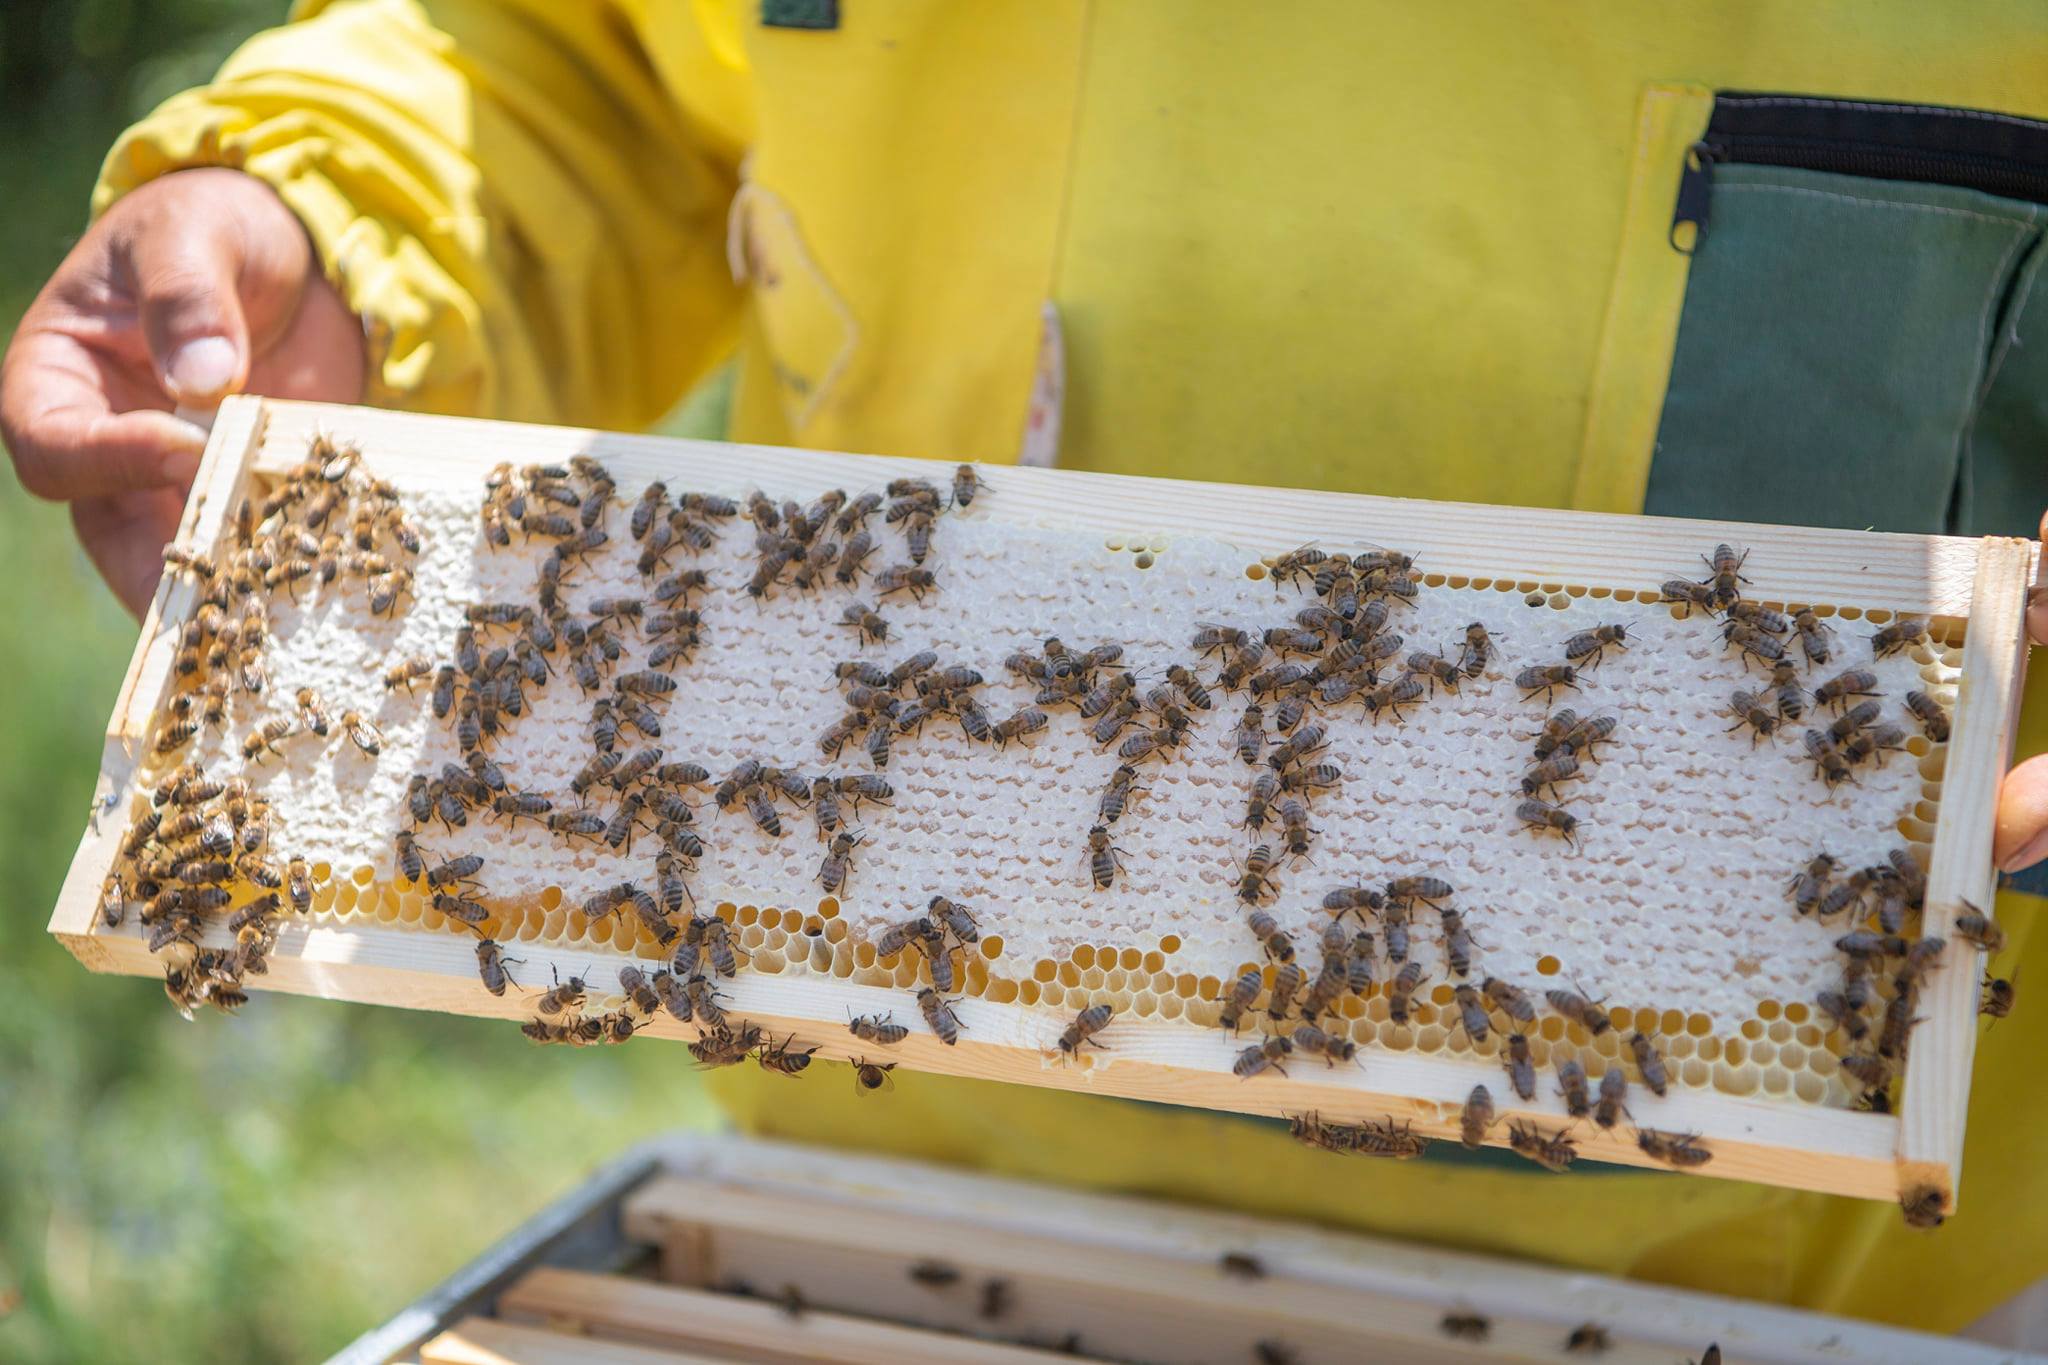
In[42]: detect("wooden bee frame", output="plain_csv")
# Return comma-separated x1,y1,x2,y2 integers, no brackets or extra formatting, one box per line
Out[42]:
48,396,2037,1215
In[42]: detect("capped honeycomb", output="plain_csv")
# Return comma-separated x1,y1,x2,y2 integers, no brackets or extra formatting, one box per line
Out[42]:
114,429,1961,1118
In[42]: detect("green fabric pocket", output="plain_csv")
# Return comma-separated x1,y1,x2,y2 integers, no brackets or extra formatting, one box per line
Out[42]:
1645,164,2047,536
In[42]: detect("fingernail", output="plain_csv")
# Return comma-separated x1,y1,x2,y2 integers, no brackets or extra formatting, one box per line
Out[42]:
1999,827,2048,873
158,444,204,486
164,336,239,401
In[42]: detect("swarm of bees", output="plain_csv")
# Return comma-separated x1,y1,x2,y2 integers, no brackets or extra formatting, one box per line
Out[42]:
128,435,425,1013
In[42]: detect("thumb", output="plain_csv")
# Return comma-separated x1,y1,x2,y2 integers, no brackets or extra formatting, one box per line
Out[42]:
128,224,250,407
1995,751,2048,871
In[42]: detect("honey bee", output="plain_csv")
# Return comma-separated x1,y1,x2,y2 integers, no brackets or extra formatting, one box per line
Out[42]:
1954,900,2007,953
1546,986,1613,1036
1594,1068,1628,1129
1457,622,1497,678
1481,976,1534,1024
1516,798,1581,847
848,1011,910,1046
475,939,522,995
1555,1058,1591,1117
1801,730,1857,789
536,966,588,1016
838,601,888,644
1840,1052,1893,1091
1085,825,1127,890
688,1022,762,1069
1507,1120,1577,1173
1789,607,1833,665
1983,975,2017,1019
1565,1325,1613,1355
1460,1084,1495,1149
1812,668,1880,713
1699,543,1749,610
1233,1035,1292,1079
681,974,730,1030
1237,844,1279,904
1904,689,1951,742
1725,689,1778,745
1439,909,1476,977
756,1033,819,1077
1440,1313,1490,1342
1515,664,1578,704
851,1058,897,1094
1097,764,1145,825
1384,875,1452,910
1722,619,1787,668
1563,623,1632,670
1290,1023,1359,1067
1660,577,1717,615
155,720,199,754
1871,616,1929,659
1387,960,1424,1026
1898,1185,1945,1230
1448,983,1489,1043
1057,1004,1115,1058
993,707,1048,749
1521,752,1585,797
1636,1129,1713,1169
1265,962,1305,1023
241,718,297,762
337,711,382,757
918,986,964,1045
1629,1031,1669,1096
161,544,217,579
1193,623,1252,659
1216,968,1262,1035
1788,852,1836,916
384,656,434,692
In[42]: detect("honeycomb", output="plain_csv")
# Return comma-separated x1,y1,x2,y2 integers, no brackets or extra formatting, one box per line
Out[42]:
118,436,1960,1114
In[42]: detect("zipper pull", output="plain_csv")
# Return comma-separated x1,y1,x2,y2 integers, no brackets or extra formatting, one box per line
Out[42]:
1669,141,1718,255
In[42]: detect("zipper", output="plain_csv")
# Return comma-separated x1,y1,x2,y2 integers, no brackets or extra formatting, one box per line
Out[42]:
1670,92,2048,252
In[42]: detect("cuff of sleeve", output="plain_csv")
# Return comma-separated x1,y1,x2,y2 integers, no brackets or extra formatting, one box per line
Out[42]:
92,93,488,418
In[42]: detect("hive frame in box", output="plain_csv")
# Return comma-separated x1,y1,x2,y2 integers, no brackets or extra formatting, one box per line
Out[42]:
47,396,2036,1215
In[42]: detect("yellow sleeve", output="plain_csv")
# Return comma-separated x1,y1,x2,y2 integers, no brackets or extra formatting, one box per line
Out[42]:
92,0,752,429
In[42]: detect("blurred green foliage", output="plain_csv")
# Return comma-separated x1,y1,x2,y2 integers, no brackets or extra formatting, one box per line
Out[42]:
0,5,716,1361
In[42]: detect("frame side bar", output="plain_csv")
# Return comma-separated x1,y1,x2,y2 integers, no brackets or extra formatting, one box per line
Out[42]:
1898,536,2036,1209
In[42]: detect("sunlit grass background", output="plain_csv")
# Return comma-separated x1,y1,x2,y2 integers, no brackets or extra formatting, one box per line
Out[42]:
0,6,717,1360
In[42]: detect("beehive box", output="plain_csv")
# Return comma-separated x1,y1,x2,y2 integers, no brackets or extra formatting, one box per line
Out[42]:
344,1133,2023,1365
49,397,2035,1218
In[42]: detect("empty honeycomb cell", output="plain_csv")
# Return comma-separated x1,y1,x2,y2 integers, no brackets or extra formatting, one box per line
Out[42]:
1863,608,1891,624
894,958,920,988
311,861,333,883
1429,983,1456,1006
1159,933,1182,953
1338,995,1365,1019
855,943,877,969
1105,536,1126,551
1526,592,1547,607
422,908,446,933
1750,1040,1777,1066
1780,1043,1807,1069
1158,995,1182,1020
986,978,1019,1004
1838,606,1864,620
759,907,784,930
1741,1018,1763,1040
1536,955,1561,977
1762,1067,1791,1096
1098,943,1123,970
966,960,989,993
1119,946,1143,970
1446,575,1472,589
541,908,566,939
826,919,849,943
1659,1008,1685,1034
1147,970,1171,994
1072,945,1096,970
1767,1019,1792,1044
800,915,825,936
1795,1023,1822,1048
1725,1038,1748,1065
1606,1007,1632,1034
1103,968,1127,992
1131,992,1157,1017
1757,999,1780,1021
1059,961,1081,988
982,935,1004,960
1669,1035,1695,1060
1590,1029,1621,1059
1687,1011,1712,1036
1381,1023,1414,1050
1897,816,1935,841
334,884,359,914
1134,553,1156,569
1783,1000,1810,1024
1527,1036,1552,1066
1244,563,1267,581
1182,973,1206,998
1547,592,1570,609
1040,983,1065,1008
1630,1007,1657,1033
312,884,339,914
736,905,758,926
1681,1059,1711,1089
1540,1017,1564,1042
1035,959,1057,983
1794,1073,1826,1103
352,864,375,886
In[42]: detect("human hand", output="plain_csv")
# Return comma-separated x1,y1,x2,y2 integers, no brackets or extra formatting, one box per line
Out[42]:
1,167,365,615
1993,508,2048,872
